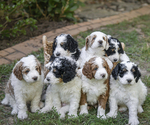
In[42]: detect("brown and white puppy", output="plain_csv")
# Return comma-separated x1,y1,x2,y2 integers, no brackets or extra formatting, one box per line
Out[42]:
80,57,111,119
78,31,113,70
1,55,43,120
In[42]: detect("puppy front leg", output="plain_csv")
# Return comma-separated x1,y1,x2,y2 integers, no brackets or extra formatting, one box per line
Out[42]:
79,90,88,115
127,100,139,125
15,95,28,119
31,88,42,112
106,97,118,118
52,92,61,112
97,94,108,119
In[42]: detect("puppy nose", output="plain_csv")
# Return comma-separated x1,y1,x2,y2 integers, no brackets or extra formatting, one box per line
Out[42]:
32,76,38,81
101,74,105,78
114,59,118,62
127,79,132,83
98,40,103,44
56,53,60,56
47,78,50,81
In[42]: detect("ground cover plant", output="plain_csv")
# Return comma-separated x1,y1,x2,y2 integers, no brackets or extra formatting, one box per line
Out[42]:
0,14,150,124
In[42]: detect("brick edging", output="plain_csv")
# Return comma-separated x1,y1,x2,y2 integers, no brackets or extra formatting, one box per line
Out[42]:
0,5,150,65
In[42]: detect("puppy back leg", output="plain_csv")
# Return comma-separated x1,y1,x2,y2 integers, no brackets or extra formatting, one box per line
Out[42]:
97,94,108,119
79,90,88,115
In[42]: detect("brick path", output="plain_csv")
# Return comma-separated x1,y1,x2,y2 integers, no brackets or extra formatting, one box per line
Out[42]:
0,5,150,65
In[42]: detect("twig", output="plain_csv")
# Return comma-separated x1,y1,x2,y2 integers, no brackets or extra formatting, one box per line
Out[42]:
36,1,47,18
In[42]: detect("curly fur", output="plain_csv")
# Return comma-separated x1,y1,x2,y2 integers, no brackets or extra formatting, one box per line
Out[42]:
1,55,44,120
107,61,147,125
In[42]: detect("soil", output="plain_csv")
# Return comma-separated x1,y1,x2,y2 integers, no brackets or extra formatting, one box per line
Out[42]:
0,20,72,50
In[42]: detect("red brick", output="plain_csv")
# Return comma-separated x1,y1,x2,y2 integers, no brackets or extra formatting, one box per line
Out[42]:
0,58,10,65
0,50,9,57
90,23,103,29
78,22,92,27
78,25,92,32
4,48,15,53
65,24,79,30
90,19,102,24
5,52,25,61
65,29,80,36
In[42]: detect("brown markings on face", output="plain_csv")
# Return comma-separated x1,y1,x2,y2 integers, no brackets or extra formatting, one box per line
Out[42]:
80,90,87,105
22,68,30,75
98,58,111,109
103,35,109,50
35,59,41,75
85,35,97,50
82,57,97,79
111,62,119,72
13,61,24,80
59,78,63,83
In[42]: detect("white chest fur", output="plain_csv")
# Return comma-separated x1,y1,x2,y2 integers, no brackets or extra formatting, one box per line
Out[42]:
82,76,107,105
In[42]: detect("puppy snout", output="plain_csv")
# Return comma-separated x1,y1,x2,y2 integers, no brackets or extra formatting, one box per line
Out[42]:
32,76,38,81
46,77,50,81
101,74,105,78
56,52,60,56
127,79,132,83
113,59,118,62
98,40,103,44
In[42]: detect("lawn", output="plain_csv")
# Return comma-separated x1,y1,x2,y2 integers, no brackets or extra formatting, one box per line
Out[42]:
0,14,150,125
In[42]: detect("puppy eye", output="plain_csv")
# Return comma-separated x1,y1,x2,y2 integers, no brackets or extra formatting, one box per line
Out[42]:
36,67,38,71
49,67,52,71
104,66,106,68
25,70,29,73
94,67,98,70
122,69,127,72
93,37,96,40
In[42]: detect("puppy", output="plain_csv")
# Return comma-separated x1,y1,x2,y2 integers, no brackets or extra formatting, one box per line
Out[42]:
50,34,81,62
1,55,43,119
78,31,113,69
40,57,81,119
105,35,130,63
107,61,147,125
80,57,111,119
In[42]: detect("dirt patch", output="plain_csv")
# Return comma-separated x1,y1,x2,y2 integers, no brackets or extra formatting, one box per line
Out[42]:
0,20,72,50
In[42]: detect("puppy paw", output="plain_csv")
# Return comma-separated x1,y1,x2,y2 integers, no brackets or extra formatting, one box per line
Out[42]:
128,117,139,125
97,115,106,119
68,113,77,119
79,110,88,115
17,111,28,119
31,107,40,113
59,113,66,119
119,106,127,112
138,106,143,113
11,109,18,115
40,107,51,113
1,98,9,105
106,112,117,118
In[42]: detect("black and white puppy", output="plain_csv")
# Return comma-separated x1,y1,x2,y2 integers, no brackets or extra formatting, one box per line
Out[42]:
41,57,81,119
105,35,130,63
107,61,147,125
50,34,81,62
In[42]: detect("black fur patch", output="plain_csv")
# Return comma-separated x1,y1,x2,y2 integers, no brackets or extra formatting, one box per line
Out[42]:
51,57,77,83
131,65,141,83
105,37,124,56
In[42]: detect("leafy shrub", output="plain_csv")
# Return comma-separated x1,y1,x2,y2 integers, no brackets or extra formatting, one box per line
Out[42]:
0,0,83,39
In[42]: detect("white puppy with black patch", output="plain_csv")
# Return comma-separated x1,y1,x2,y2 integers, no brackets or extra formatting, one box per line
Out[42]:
1,55,43,119
105,35,130,62
78,31,113,69
40,57,81,119
107,61,147,125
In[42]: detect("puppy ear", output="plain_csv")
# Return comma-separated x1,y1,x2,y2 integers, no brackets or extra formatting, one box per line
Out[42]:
82,61,93,79
112,63,120,80
102,58,111,75
135,66,141,83
13,61,24,80
67,34,78,53
103,35,109,50
35,59,41,75
121,42,125,51
52,37,57,53
62,60,77,83
85,35,90,51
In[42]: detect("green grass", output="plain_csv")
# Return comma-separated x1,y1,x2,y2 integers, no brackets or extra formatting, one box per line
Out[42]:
0,14,150,124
